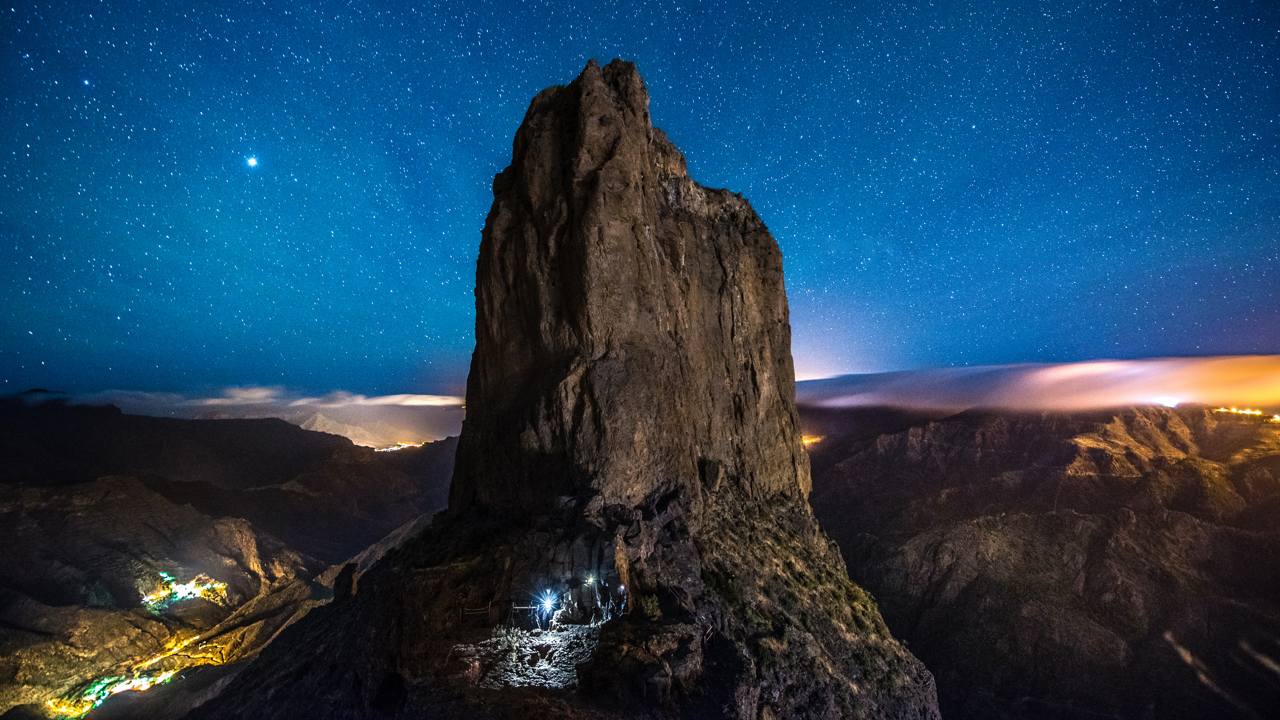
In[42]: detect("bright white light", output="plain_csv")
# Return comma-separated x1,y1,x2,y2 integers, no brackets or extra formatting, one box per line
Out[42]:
374,442,420,452
540,591,555,613
585,575,595,586
246,156,259,168
1150,396,1182,408
618,584,625,592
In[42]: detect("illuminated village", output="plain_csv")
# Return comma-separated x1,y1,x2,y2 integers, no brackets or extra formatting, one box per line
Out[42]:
1213,406,1280,423
45,574,232,719
140,573,228,613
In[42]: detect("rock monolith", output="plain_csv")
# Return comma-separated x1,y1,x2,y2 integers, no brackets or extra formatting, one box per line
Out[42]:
190,59,939,720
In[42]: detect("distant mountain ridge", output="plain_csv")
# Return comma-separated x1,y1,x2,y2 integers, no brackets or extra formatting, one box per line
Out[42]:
50,387,465,450
25,355,1276,452
296,412,414,450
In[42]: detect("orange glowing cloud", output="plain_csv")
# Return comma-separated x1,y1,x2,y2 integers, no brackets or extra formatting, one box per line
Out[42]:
796,355,1280,412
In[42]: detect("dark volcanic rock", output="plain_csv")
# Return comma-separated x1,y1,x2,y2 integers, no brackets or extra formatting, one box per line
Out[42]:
190,60,938,720
451,58,805,516
807,404,1280,719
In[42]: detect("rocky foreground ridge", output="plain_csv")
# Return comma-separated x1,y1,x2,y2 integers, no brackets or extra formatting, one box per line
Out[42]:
189,60,938,720
806,404,1280,719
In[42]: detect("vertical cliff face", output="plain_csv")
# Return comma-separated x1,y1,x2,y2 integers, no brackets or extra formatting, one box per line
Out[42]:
188,60,937,720
451,59,807,517
446,60,938,717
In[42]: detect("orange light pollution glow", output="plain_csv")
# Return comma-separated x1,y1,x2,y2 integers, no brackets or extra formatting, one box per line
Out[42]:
797,355,1280,413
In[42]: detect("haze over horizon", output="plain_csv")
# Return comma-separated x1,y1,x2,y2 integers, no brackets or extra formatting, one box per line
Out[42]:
3,0,1278,396
13,354,1272,450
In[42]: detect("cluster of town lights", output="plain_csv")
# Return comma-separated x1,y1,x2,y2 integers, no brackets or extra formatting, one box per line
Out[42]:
45,631,228,719
140,572,228,613
44,573,233,718
1213,406,1280,423
45,672,178,718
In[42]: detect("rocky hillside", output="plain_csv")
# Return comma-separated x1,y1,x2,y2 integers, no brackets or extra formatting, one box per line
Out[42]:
0,399,456,719
1,399,458,563
806,404,1280,719
189,59,938,720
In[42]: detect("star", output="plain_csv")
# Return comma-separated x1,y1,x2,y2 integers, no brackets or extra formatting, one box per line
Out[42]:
245,156,259,168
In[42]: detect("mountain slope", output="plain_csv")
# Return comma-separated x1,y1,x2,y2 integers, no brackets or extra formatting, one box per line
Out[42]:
807,405,1280,719
0,399,457,718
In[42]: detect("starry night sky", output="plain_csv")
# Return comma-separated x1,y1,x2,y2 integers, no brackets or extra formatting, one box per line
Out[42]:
3,0,1277,396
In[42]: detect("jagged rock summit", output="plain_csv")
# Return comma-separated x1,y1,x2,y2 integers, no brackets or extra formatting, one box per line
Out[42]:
453,58,807,517
190,59,938,720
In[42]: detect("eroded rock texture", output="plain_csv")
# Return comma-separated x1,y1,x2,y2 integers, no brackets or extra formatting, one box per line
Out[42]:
190,60,938,720
807,405,1280,719
452,58,805,516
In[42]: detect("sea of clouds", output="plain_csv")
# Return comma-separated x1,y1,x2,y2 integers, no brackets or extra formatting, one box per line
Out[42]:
797,355,1280,413
38,355,1278,447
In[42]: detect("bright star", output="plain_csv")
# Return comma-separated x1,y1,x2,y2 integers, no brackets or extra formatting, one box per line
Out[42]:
246,156,259,168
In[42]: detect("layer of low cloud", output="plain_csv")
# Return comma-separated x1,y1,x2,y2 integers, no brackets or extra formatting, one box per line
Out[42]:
73,386,465,449
797,355,1280,412
34,355,1279,448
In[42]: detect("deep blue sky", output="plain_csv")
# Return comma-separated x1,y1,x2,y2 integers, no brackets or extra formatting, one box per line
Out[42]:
2,0,1277,395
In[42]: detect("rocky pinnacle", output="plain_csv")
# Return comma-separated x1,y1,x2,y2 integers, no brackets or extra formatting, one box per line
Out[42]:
452,58,810,517
189,60,939,720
